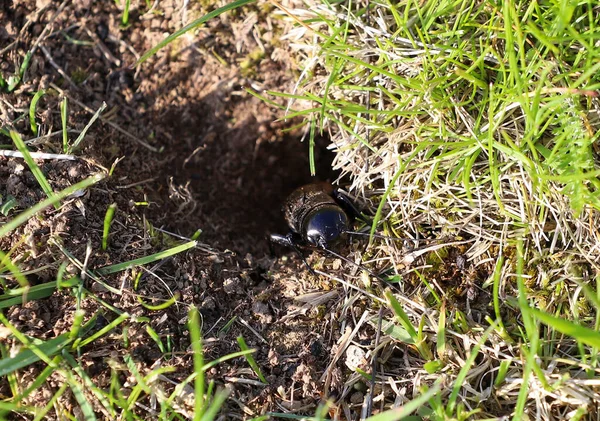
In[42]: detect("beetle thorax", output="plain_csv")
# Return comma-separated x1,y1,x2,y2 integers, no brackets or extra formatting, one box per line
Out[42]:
303,205,349,247
284,186,338,234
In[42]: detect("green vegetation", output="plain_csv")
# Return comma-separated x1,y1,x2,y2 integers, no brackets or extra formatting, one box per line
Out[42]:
264,0,600,418
2,0,600,419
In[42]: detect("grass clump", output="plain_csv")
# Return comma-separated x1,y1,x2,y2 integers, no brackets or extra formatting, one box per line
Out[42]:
270,0,600,419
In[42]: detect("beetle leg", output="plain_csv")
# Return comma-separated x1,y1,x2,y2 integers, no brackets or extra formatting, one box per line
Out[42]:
270,232,296,248
332,189,370,224
269,232,316,276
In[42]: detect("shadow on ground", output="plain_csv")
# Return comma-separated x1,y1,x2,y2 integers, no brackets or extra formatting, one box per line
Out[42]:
0,1,343,417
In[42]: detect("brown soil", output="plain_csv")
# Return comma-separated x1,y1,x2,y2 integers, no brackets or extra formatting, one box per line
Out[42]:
0,1,344,419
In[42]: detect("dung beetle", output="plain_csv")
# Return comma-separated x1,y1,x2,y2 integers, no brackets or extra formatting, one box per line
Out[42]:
270,182,376,274
270,182,362,251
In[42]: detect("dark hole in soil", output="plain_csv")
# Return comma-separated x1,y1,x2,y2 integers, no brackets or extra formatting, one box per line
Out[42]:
159,102,338,256
187,136,337,256
0,3,342,265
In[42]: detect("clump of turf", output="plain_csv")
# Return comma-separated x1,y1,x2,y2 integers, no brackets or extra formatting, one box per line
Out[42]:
271,1,600,419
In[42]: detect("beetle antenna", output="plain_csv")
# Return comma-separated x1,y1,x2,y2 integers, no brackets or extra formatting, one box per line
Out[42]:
318,243,389,284
292,246,317,276
345,230,433,243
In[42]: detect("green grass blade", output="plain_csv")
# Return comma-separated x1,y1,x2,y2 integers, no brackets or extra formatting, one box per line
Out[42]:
146,325,165,353
65,370,97,421
122,0,131,25
0,311,99,377
10,130,58,209
138,292,180,311
63,352,114,418
366,380,442,420
437,303,446,358
19,51,32,79
33,383,68,421
0,402,33,417
0,281,58,309
78,312,129,348
369,145,425,244
384,290,417,341
7,356,61,408
200,349,255,372
0,332,71,377
309,117,316,176
380,319,411,343
446,321,497,415
0,173,105,239
189,307,205,420
244,88,287,110
137,0,257,65
60,97,68,152
0,247,29,288
96,240,197,275
102,203,117,250
200,388,229,421
70,102,106,153
530,308,600,348
492,255,507,334
514,239,537,420
29,90,45,135
236,336,267,383
0,195,17,216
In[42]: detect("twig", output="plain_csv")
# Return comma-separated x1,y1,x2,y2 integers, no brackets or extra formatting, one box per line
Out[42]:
223,377,268,387
25,129,81,146
39,45,78,89
150,226,220,255
141,0,160,18
0,40,17,56
320,310,370,383
116,177,158,189
315,269,385,304
29,1,69,56
269,0,318,34
83,26,121,66
365,305,383,418
238,318,268,344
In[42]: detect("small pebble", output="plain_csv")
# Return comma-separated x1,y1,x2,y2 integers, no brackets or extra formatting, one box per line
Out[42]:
201,296,216,310
223,277,239,294
252,301,273,323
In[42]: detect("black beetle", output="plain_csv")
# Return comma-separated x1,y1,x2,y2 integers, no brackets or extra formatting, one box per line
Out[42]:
270,182,379,275
270,182,362,251
270,183,461,286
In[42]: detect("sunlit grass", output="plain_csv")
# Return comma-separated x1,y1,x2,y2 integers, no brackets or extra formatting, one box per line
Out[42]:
271,0,600,418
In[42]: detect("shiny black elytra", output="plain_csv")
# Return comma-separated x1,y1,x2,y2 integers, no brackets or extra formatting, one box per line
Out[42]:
270,182,365,272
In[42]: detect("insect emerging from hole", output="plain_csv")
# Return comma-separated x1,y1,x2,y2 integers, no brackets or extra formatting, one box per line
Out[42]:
270,182,384,278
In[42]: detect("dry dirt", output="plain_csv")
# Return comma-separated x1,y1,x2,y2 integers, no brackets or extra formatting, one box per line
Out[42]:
0,1,347,419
